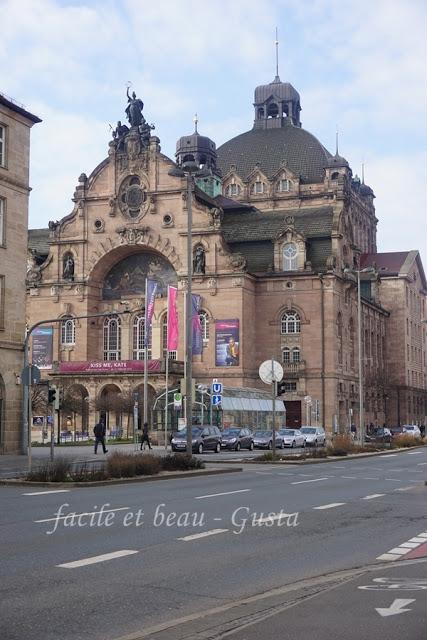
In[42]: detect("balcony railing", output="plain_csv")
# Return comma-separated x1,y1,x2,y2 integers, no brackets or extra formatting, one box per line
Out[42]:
281,361,306,377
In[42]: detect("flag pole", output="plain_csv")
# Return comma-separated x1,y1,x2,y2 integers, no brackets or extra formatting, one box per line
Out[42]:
143,278,148,425
183,290,187,424
164,287,169,450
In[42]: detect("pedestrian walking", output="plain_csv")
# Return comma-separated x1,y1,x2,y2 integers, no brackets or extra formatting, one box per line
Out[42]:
93,419,108,454
140,421,152,451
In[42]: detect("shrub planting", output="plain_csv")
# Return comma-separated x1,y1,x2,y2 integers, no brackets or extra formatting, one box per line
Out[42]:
27,457,72,482
161,454,204,471
393,434,424,448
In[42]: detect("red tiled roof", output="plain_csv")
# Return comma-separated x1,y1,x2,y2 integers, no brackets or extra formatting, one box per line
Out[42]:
361,252,410,275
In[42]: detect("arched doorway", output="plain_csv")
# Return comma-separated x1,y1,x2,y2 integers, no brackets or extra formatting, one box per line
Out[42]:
62,384,90,441
133,383,156,431
97,384,122,435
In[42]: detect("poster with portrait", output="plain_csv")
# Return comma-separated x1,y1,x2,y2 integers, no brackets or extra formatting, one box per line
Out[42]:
215,319,240,367
32,326,53,369
32,416,45,427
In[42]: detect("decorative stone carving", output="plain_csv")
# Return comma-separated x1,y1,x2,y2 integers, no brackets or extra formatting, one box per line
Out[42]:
178,278,188,291
209,206,223,229
229,252,247,272
326,255,336,271
108,197,117,217
284,215,295,226
149,195,156,214
26,251,42,286
63,253,75,281
207,277,217,296
193,245,206,274
117,226,150,245
232,277,243,287
118,174,148,219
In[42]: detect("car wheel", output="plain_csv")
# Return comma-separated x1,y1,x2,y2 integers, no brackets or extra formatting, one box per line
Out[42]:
249,441,254,451
292,441,295,448
268,441,272,450
236,442,241,451
215,442,221,453
198,443,203,454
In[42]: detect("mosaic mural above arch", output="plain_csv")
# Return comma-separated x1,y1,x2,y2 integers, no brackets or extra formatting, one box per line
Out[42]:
102,252,177,300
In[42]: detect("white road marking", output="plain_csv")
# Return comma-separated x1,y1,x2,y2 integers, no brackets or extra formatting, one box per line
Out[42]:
291,477,329,485
341,476,357,479
399,542,421,548
57,549,138,569
388,547,411,555
35,507,129,524
194,489,250,500
254,513,292,525
406,451,424,455
361,477,380,480
277,473,294,476
177,529,228,541
330,465,346,469
376,599,415,617
255,472,274,475
417,462,427,466
23,490,71,496
384,478,401,482
313,503,346,510
377,553,402,561
383,454,398,458
395,486,414,491
408,537,427,543
297,473,314,477
362,494,385,500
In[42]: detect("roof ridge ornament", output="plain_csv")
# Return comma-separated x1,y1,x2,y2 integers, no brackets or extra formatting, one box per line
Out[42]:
274,27,280,82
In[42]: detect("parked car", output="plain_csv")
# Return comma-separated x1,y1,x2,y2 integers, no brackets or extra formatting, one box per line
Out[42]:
402,425,422,438
278,428,306,448
299,426,326,446
171,426,222,454
221,428,254,451
253,430,284,449
365,427,392,443
389,426,405,437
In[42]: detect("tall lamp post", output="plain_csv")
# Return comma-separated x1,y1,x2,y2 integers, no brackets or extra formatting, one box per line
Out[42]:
344,266,376,445
169,161,209,455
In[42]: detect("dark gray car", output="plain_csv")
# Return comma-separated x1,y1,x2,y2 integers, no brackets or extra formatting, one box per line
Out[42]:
220,428,254,451
171,426,222,454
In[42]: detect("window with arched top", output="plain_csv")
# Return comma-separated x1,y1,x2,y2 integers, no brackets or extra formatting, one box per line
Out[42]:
161,314,177,360
277,179,291,193
225,183,241,197
61,316,75,345
199,310,209,342
283,243,298,270
282,347,291,363
133,313,151,360
251,181,266,195
292,347,301,363
349,317,355,369
337,313,343,364
103,315,121,361
281,311,301,335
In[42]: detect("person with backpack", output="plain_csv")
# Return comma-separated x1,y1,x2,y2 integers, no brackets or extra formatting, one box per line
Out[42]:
93,419,108,454
140,421,152,451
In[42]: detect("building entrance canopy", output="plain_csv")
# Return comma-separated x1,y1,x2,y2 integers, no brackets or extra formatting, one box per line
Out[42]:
221,387,286,413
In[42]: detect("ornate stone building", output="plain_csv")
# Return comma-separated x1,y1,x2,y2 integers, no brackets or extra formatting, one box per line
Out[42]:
26,75,426,441
0,93,40,453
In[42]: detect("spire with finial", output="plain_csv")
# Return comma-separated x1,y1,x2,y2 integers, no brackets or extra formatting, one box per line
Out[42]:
274,27,280,82
193,113,198,134
335,125,339,156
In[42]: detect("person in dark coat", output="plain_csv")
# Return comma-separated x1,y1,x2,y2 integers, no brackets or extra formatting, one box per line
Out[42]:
94,419,108,454
140,422,152,451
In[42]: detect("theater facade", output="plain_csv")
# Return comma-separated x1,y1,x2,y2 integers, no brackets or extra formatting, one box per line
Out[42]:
27,75,427,441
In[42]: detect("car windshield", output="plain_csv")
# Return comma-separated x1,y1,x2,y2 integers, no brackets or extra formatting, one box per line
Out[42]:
405,426,415,430
280,430,295,435
254,431,271,437
222,429,240,436
175,428,202,438
300,428,316,434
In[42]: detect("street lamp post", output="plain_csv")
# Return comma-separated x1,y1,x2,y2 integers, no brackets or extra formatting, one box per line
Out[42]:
22,307,139,464
344,266,375,445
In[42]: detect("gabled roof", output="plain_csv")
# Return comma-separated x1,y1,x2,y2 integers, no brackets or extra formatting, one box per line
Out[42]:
0,93,41,124
361,251,427,290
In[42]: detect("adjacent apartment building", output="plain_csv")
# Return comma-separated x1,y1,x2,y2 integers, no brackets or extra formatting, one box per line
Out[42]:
0,93,40,453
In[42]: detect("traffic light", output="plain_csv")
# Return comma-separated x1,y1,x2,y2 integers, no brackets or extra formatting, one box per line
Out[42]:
48,386,57,406
276,380,287,396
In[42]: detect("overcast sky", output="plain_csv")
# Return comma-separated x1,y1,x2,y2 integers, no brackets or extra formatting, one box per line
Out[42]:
2,0,426,265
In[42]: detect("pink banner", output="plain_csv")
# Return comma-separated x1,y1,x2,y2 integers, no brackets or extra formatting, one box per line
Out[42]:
167,286,179,350
58,360,162,374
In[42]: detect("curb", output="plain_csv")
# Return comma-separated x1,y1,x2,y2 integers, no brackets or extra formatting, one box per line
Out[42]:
0,466,242,488
202,446,425,466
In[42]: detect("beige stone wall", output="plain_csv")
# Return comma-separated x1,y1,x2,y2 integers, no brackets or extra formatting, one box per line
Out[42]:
0,101,37,452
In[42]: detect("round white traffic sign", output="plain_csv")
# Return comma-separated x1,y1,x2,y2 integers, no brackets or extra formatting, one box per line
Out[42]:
304,395,312,404
259,360,284,385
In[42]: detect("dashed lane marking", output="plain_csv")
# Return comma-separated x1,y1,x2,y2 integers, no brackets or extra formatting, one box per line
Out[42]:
177,529,229,542
384,478,402,482
23,490,71,496
406,451,424,455
377,530,427,561
57,550,138,569
194,489,250,500
362,494,385,500
313,502,346,510
395,486,414,491
291,477,330,485
341,476,357,479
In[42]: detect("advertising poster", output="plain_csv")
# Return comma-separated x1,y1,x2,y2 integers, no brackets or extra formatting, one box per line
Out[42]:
32,326,53,369
215,319,240,367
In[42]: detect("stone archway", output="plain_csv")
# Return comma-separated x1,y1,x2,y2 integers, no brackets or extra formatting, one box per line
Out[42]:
133,383,157,431
62,383,90,440
97,384,123,434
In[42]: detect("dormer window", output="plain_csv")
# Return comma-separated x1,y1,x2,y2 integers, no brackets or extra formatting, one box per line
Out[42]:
331,172,339,180
278,179,291,193
251,180,266,194
283,243,298,270
226,183,241,197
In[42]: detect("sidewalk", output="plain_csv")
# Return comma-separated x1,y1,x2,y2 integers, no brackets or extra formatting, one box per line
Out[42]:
0,443,166,478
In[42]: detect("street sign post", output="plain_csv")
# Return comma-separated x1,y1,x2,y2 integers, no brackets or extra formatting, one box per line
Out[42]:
259,359,283,457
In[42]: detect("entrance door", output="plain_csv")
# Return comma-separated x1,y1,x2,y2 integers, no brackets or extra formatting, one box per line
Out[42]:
285,401,301,428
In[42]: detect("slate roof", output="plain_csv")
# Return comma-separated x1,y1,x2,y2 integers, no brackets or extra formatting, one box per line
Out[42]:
28,228,50,256
217,124,332,184
361,252,410,276
221,206,334,244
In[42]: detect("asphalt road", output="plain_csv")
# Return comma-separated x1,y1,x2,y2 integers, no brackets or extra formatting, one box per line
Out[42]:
0,448,426,640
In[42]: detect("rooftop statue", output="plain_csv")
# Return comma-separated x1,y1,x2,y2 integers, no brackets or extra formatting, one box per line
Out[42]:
125,88,145,128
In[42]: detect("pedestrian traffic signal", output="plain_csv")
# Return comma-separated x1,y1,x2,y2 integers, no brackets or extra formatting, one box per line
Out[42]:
276,380,287,396
48,385,57,406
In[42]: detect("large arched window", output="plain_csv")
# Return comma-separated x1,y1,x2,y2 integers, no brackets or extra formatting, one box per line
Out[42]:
281,311,301,334
61,316,75,345
103,315,121,361
283,243,298,271
133,313,151,360
199,310,209,343
337,312,343,365
161,314,177,360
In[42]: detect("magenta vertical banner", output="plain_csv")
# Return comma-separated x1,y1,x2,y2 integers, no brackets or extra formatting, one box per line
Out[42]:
144,279,158,347
167,286,179,351
192,294,203,355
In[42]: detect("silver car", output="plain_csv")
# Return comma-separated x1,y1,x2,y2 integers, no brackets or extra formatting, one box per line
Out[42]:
278,428,306,448
253,430,284,449
299,426,326,446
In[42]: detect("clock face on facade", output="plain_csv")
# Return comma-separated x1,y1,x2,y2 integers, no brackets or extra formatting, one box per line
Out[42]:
119,174,148,219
